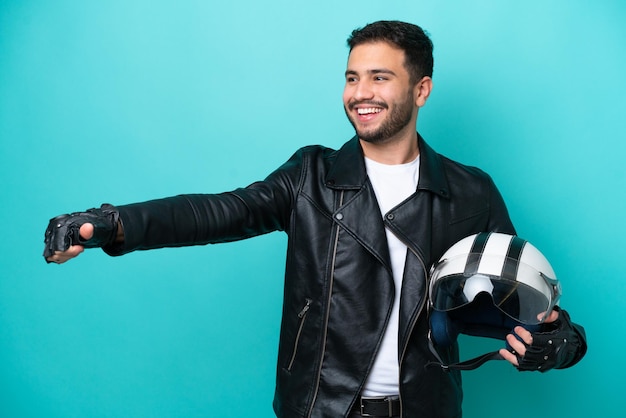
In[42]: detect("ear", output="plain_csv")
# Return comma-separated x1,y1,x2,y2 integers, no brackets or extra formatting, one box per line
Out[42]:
414,76,433,107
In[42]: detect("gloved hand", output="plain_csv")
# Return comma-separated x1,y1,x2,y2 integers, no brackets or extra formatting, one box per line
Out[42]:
511,307,587,372
43,204,120,263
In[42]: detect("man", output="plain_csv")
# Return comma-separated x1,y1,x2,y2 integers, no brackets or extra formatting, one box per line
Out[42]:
45,21,586,418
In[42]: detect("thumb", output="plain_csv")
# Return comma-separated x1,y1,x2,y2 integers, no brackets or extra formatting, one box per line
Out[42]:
79,223,94,241
540,309,560,323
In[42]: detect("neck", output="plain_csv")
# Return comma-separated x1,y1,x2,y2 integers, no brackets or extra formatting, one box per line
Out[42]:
360,128,420,165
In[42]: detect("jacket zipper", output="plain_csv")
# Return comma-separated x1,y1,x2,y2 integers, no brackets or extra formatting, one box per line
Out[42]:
307,191,344,418
286,298,313,371
397,247,429,418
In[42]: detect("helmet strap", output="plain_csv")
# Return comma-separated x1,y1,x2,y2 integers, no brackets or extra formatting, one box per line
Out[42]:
426,333,505,371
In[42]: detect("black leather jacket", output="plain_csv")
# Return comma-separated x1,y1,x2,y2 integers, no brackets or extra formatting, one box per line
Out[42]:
105,135,517,417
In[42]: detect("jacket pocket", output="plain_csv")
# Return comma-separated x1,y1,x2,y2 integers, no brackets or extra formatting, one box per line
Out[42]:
286,298,312,371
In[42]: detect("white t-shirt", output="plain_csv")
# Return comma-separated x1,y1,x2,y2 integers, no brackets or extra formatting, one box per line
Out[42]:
362,155,420,396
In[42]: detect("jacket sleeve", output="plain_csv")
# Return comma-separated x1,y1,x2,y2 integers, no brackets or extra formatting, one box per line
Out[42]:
103,149,305,256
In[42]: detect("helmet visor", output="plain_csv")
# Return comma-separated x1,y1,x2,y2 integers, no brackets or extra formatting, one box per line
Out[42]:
430,254,560,325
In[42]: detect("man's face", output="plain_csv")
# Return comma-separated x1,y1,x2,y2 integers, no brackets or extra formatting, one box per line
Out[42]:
343,41,418,144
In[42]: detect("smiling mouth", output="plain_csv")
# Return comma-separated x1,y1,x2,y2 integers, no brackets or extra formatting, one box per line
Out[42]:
357,107,383,115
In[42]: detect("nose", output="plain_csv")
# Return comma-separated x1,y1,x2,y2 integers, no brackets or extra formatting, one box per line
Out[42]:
351,80,374,102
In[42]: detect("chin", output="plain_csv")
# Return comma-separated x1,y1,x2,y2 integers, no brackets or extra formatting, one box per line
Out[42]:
353,125,383,143
359,134,386,144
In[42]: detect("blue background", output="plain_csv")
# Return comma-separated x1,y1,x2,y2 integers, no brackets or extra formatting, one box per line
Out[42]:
1,1,624,416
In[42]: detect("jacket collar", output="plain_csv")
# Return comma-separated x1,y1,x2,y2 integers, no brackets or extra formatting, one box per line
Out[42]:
326,134,450,198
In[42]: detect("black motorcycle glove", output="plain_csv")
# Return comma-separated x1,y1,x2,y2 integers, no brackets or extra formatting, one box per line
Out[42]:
43,204,120,262
516,307,587,372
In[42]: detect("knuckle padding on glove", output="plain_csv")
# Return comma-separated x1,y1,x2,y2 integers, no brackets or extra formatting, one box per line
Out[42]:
43,204,119,260
516,308,587,372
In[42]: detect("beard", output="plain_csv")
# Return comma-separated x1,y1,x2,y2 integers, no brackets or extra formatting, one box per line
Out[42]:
344,92,415,144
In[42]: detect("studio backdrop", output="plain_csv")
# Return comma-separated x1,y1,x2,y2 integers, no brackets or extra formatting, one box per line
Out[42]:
1,1,624,417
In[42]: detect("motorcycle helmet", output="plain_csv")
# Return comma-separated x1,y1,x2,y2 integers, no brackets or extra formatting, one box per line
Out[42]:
429,232,561,348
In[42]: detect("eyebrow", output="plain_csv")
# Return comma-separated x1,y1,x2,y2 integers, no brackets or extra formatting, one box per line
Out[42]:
345,68,397,77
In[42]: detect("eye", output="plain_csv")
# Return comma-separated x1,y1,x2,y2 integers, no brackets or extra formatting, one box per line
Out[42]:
374,76,388,82
346,76,358,83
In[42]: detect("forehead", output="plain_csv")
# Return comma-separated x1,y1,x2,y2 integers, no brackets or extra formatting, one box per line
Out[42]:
346,41,407,72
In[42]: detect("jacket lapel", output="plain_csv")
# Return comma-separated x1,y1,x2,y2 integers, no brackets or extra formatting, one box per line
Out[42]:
325,137,392,273
385,135,451,351
381,134,450,265
391,192,433,352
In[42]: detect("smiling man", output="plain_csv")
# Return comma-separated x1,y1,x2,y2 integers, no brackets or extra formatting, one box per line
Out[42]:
343,38,430,164
44,21,586,418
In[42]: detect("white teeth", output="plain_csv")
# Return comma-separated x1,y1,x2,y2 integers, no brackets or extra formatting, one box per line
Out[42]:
357,107,382,115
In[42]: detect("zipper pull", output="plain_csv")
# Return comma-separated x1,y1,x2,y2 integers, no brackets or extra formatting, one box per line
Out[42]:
298,298,312,318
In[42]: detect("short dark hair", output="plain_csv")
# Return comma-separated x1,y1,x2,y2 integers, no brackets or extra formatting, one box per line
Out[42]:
347,20,434,83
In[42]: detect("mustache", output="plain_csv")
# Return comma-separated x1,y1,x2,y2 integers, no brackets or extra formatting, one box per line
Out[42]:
347,100,388,111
